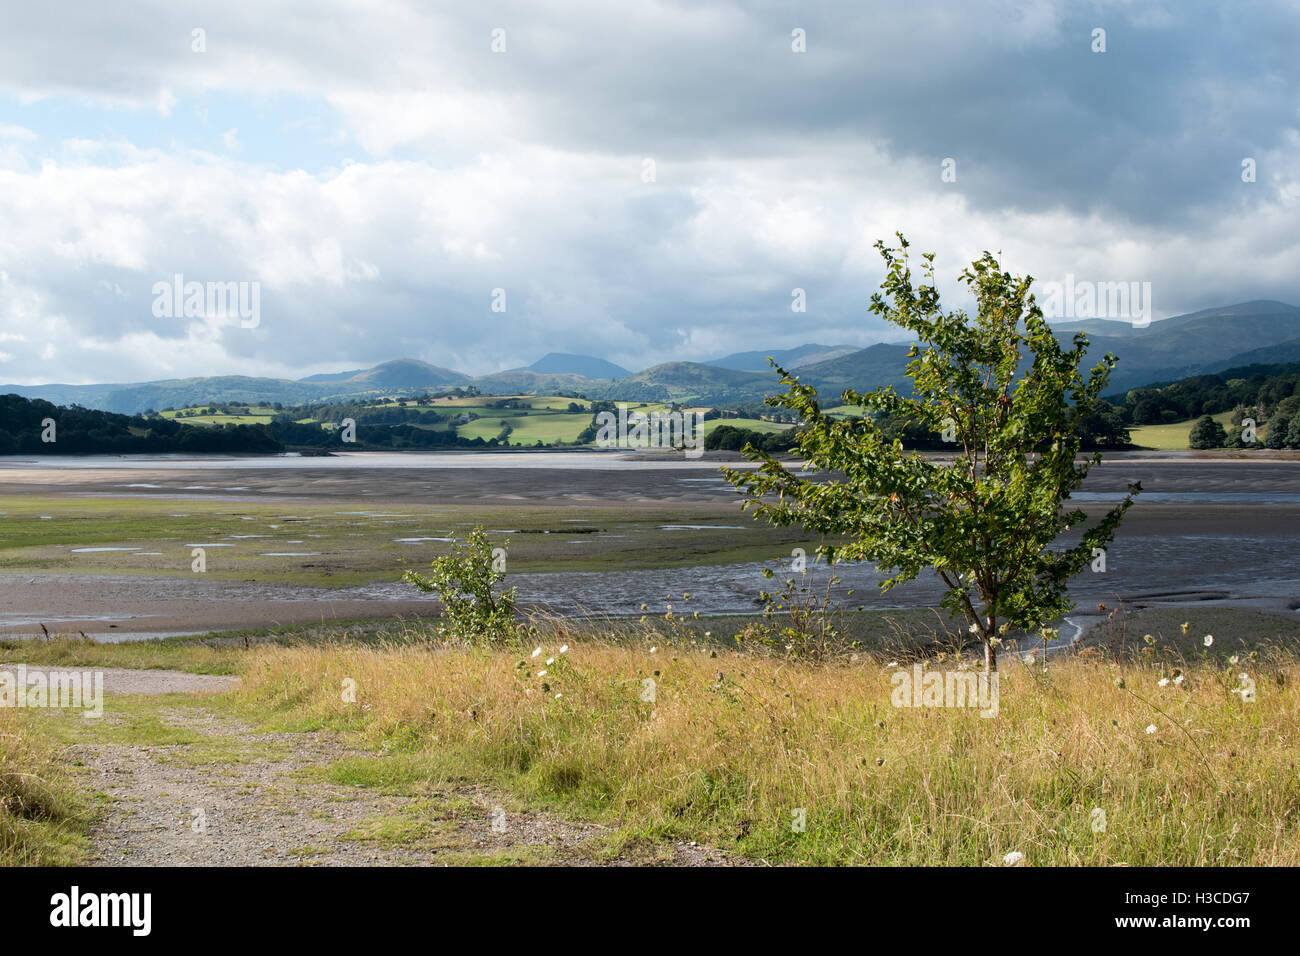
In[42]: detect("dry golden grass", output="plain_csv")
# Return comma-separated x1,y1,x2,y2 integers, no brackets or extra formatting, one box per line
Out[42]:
232,634,1300,865
0,707,87,865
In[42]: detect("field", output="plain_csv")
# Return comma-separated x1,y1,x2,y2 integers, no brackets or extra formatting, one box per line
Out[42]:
160,407,275,426
158,398,801,448
456,411,593,444
1129,410,1239,450
700,417,791,436
5,607,1299,866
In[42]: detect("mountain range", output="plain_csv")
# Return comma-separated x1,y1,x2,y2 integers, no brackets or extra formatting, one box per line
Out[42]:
5,301,1298,414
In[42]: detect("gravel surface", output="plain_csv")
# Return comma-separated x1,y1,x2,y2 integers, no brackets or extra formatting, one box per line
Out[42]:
48,668,744,866
3,664,237,695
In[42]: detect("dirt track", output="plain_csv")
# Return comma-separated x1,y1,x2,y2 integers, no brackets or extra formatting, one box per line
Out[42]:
20,666,742,867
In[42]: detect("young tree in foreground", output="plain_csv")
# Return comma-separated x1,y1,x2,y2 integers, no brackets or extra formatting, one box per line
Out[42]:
725,235,1140,673
402,527,518,643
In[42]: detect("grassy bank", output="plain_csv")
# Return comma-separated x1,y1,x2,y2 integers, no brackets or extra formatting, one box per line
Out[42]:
227,628,1300,865
0,707,88,865
8,608,1298,866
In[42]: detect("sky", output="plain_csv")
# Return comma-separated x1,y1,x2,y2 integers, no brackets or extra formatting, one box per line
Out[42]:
0,0,1297,385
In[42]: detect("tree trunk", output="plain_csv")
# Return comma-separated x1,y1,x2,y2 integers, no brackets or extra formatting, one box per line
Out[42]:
984,640,998,674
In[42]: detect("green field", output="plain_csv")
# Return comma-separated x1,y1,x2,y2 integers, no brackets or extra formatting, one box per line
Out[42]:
456,411,592,444
156,397,801,448
1129,410,1240,451
161,406,274,426
701,417,791,436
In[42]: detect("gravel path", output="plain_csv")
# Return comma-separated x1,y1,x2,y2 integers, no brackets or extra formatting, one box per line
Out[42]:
38,666,741,866
4,664,237,695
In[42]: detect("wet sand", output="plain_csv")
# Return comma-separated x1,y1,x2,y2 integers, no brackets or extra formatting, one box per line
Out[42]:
2,452,1298,639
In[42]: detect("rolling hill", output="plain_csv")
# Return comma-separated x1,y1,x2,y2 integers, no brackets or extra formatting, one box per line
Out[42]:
704,343,860,372
7,300,1300,414
1052,300,1300,393
518,352,630,379
313,359,468,389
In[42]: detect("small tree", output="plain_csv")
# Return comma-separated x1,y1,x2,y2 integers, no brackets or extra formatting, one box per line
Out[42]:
1188,415,1226,450
402,527,518,643
1286,415,1300,449
725,235,1139,673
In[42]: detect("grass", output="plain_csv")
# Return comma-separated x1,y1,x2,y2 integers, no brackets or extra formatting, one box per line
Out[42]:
1129,410,1238,451
1092,605,1300,661
223,616,1300,865
160,406,274,426
456,412,592,444
701,418,791,436
0,634,245,674
160,395,599,440
5,605,1299,865
0,707,88,865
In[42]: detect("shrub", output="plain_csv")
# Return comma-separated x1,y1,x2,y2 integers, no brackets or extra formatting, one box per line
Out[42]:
401,528,520,644
1188,415,1226,449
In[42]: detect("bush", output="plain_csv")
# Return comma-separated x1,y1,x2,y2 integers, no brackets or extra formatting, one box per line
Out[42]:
1288,415,1300,449
401,528,520,644
1188,415,1226,449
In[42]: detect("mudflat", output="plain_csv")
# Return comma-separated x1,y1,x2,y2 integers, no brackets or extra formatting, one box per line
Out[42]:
1,452,1298,640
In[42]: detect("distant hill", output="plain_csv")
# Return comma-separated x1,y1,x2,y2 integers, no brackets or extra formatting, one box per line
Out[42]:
471,369,599,395
1051,300,1300,393
9,300,1300,414
1203,337,1300,374
614,361,772,404
0,366,466,416
299,368,366,383
340,359,468,389
704,343,860,372
0,376,335,415
518,353,629,379
0,382,120,409
795,343,917,399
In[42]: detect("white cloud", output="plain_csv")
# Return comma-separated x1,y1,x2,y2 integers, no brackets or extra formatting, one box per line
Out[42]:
0,0,1296,384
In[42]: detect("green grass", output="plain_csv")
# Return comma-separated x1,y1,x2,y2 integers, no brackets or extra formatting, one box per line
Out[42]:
1129,410,1238,451
701,417,791,436
161,406,274,426
456,412,592,444
0,634,246,674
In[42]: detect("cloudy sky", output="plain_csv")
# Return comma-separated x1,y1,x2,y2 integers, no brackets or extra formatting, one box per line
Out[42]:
0,0,1297,385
